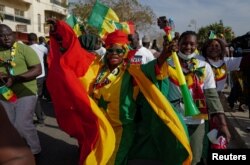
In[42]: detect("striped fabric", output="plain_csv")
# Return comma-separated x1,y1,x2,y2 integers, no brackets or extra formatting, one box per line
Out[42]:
47,20,115,165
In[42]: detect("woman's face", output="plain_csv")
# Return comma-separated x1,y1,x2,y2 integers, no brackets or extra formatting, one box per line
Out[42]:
106,44,125,67
179,35,197,55
206,40,222,60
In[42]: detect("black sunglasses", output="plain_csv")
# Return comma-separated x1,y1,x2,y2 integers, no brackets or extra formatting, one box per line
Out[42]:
107,48,125,55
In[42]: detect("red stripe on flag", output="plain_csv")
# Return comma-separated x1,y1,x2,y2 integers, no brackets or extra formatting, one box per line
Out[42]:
127,21,135,34
46,20,98,164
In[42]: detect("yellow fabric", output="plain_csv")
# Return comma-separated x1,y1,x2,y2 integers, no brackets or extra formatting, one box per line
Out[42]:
128,65,192,165
73,23,82,37
102,8,119,34
120,22,129,34
79,57,116,165
168,65,206,87
92,66,135,165
212,63,227,81
156,62,169,80
79,56,103,94
84,98,116,165
93,68,124,127
106,126,123,165
192,114,208,120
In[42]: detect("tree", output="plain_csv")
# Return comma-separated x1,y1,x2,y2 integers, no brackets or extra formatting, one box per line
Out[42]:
69,0,156,34
197,22,235,47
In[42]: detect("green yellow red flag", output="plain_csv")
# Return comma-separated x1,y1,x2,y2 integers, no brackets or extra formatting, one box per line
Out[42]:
47,20,115,165
87,1,119,35
87,1,135,38
66,14,81,36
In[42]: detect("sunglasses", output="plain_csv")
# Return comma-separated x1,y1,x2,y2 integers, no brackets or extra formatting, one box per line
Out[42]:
107,48,125,55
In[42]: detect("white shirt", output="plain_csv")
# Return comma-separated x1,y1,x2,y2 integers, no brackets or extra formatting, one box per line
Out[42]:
30,44,48,78
197,55,242,91
95,46,106,57
130,46,155,64
168,58,216,124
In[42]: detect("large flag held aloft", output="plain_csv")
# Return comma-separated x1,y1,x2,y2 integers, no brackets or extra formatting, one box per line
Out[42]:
87,1,135,38
47,20,115,165
87,1,119,34
115,21,135,35
66,14,81,36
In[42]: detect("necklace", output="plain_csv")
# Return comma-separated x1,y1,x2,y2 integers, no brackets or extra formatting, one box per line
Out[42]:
9,42,17,68
93,62,128,90
0,42,17,102
0,42,17,75
94,66,121,89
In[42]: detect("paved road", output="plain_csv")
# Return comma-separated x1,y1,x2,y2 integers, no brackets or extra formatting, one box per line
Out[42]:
35,93,249,165
35,100,78,165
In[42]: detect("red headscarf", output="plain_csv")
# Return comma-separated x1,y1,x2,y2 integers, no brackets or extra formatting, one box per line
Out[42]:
105,30,128,47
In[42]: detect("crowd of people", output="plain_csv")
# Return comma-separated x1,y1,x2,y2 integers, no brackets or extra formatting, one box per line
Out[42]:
0,13,249,165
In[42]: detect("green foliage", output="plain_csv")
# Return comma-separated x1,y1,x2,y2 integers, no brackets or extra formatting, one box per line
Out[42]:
197,22,234,48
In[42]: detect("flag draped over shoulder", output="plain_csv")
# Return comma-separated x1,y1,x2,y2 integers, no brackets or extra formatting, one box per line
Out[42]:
66,14,81,36
128,65,192,165
46,20,115,165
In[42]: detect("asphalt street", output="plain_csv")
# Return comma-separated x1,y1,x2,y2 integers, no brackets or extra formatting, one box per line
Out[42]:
35,93,249,165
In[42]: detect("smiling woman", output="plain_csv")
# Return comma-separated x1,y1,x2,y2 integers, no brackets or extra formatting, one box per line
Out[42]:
106,48,125,55
47,20,191,165
106,45,127,70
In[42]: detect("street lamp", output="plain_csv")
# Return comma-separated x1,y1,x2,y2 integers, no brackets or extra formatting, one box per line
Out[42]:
189,19,197,32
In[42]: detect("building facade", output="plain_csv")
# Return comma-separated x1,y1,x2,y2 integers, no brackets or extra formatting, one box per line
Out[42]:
0,0,68,40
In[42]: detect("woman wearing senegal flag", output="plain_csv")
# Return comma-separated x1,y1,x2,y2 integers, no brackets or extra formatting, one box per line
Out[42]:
91,30,191,165
47,19,192,165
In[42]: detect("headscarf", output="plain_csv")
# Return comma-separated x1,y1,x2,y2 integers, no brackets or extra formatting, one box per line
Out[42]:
104,30,128,47
102,30,130,63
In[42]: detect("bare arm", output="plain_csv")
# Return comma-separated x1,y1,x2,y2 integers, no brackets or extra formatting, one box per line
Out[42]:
157,40,178,67
5,64,42,87
0,104,35,165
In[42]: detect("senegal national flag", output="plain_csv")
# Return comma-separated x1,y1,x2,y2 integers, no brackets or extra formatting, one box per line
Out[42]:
87,0,119,35
66,14,81,36
115,21,135,35
47,20,115,165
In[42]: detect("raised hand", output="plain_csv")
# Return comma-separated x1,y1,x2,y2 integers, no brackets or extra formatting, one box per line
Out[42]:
157,40,178,67
157,16,168,29
46,18,57,33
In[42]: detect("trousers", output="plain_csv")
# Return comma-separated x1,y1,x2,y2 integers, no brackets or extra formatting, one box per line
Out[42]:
0,95,41,154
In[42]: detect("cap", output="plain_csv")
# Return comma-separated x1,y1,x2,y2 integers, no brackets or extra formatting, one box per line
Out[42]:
142,35,150,43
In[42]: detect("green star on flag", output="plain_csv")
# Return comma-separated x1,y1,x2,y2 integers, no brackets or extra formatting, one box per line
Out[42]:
97,95,110,111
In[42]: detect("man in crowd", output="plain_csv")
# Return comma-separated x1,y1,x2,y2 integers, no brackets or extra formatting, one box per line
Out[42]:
28,32,48,126
0,24,42,156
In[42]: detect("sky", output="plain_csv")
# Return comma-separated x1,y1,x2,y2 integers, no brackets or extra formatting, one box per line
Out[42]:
69,0,250,37
140,0,250,37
